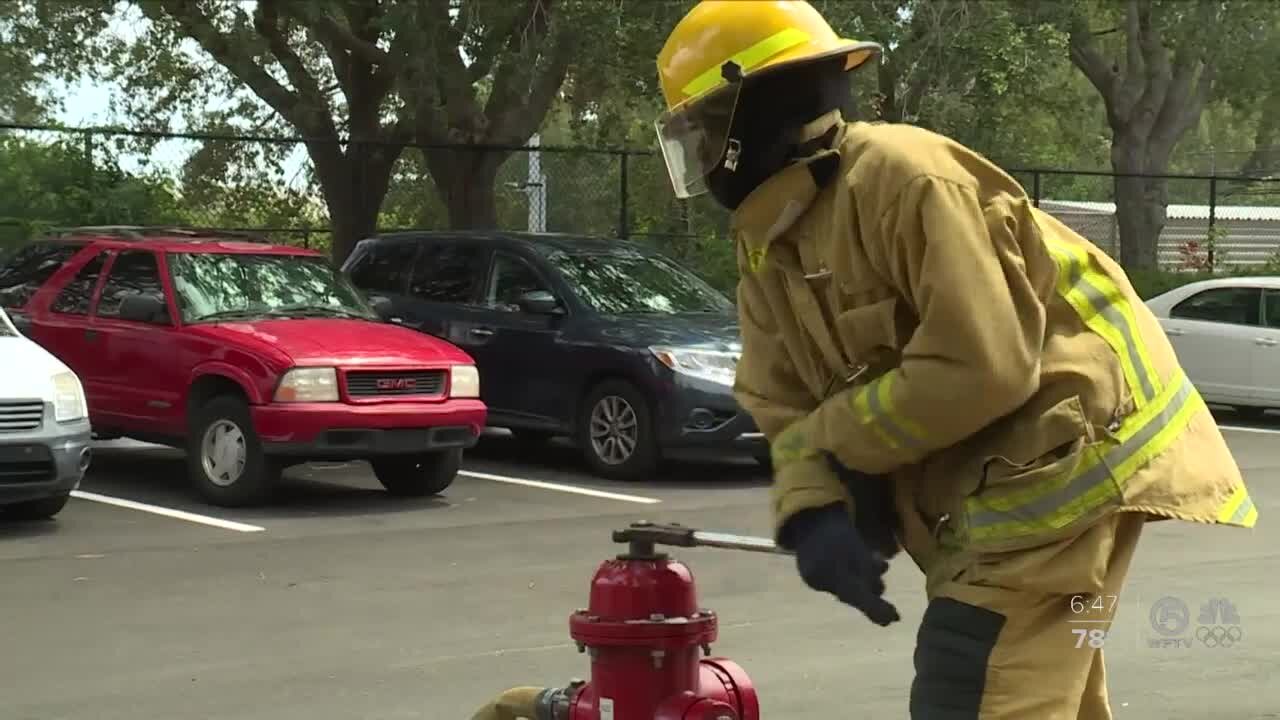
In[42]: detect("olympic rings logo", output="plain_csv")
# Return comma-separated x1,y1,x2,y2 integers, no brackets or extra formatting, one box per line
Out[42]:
1195,625,1243,648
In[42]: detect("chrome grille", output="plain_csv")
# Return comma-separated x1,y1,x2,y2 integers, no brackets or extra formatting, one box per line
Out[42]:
0,401,43,432
345,370,446,398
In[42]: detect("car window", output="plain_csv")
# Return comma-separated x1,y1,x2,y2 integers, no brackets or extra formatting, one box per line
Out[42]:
544,249,733,315
168,252,375,323
0,242,83,309
408,242,487,304
486,252,550,311
348,241,417,294
51,252,107,315
1170,287,1262,326
97,250,166,320
1265,290,1280,329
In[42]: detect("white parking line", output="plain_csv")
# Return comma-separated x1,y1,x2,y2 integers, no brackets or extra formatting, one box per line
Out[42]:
1219,424,1280,436
459,470,662,504
70,490,266,533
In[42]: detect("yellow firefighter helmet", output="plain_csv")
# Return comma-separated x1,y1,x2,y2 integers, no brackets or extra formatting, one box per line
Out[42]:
654,0,882,199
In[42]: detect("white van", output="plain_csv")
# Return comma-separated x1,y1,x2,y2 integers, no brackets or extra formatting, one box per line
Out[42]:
0,307,92,520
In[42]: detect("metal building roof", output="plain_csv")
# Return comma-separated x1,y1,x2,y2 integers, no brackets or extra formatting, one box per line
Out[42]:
1040,200,1280,222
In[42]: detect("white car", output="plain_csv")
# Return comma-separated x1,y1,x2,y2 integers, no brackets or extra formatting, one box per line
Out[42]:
0,307,92,520
1145,276,1280,419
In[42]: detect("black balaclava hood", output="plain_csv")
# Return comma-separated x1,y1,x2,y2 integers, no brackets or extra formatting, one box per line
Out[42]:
705,57,853,211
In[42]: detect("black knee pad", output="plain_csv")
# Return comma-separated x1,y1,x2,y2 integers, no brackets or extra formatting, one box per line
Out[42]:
909,597,1007,719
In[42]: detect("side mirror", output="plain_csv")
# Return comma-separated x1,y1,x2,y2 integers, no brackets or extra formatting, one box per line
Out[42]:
517,289,563,315
119,293,168,324
368,295,395,320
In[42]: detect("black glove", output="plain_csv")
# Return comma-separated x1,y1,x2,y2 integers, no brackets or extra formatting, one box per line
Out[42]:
832,461,902,561
781,503,901,626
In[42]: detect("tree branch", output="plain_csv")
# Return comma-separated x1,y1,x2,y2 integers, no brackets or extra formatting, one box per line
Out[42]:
466,0,537,84
1150,62,1214,166
314,16,389,66
1128,0,1173,140
505,25,572,144
141,1,326,135
481,0,555,141
1147,44,1202,149
1112,0,1149,126
254,0,335,132
1067,14,1123,127
425,0,484,139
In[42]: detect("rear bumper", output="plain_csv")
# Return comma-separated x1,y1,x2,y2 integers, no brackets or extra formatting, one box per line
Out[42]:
0,410,92,505
252,399,487,460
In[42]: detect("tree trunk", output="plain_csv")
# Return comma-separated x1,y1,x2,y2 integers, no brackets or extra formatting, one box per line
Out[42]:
426,148,508,230
1111,137,1169,271
309,141,400,263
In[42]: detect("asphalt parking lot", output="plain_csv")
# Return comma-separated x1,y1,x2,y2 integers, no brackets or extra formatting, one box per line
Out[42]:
3,412,1278,720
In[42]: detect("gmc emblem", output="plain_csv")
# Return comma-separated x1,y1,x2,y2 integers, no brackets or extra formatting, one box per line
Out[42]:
377,378,416,390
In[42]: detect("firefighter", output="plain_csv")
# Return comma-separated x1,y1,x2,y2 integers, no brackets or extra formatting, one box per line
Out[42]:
651,1,1258,718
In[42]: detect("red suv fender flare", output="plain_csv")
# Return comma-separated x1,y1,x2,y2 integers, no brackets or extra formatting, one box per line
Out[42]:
187,362,267,408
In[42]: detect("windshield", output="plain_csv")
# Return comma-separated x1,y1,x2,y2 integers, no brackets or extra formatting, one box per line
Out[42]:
168,252,376,323
546,249,733,315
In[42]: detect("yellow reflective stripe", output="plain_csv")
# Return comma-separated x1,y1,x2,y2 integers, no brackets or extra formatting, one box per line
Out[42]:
771,421,819,465
1045,238,1161,407
1216,485,1259,527
854,372,925,451
964,368,1205,542
681,28,812,98
852,381,901,450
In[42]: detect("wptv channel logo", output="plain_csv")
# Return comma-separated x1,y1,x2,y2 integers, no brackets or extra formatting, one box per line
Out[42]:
1147,595,1243,649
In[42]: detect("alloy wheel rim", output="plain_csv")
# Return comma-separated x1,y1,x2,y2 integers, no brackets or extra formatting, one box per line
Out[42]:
201,419,247,487
589,395,638,466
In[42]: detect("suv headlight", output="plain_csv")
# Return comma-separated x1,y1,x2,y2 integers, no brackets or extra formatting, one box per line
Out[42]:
52,371,87,422
274,367,339,402
450,364,480,398
650,346,740,387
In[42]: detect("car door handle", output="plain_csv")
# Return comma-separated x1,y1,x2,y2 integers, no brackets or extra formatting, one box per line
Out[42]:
1254,337,1278,347
1165,328,1185,336
469,327,495,337
84,329,98,342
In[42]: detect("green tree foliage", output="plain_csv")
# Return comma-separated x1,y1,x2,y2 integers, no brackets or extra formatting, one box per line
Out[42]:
7,0,1280,288
0,134,183,250
1020,0,1280,270
31,0,679,262
0,0,114,122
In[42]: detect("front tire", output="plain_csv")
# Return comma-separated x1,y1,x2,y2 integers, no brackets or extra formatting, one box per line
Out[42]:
188,395,276,507
370,449,461,497
3,492,71,520
577,379,659,481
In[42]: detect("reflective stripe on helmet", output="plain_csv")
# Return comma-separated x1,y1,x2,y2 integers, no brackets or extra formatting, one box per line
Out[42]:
1044,237,1162,408
680,27,812,99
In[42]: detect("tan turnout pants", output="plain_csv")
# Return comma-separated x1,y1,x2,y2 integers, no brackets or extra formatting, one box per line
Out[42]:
910,511,1146,719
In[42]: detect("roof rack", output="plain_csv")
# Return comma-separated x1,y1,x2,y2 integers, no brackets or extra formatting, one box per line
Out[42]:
49,225,272,243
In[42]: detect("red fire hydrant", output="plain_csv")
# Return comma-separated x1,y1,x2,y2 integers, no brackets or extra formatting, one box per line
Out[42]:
532,521,786,720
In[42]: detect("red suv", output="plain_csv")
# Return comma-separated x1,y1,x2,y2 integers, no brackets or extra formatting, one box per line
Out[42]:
0,227,487,507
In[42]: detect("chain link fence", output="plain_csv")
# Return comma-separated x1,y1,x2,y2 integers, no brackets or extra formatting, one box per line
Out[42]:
4,123,1280,285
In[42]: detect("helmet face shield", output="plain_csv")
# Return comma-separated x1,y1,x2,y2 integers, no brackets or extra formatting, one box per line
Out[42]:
654,81,743,200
